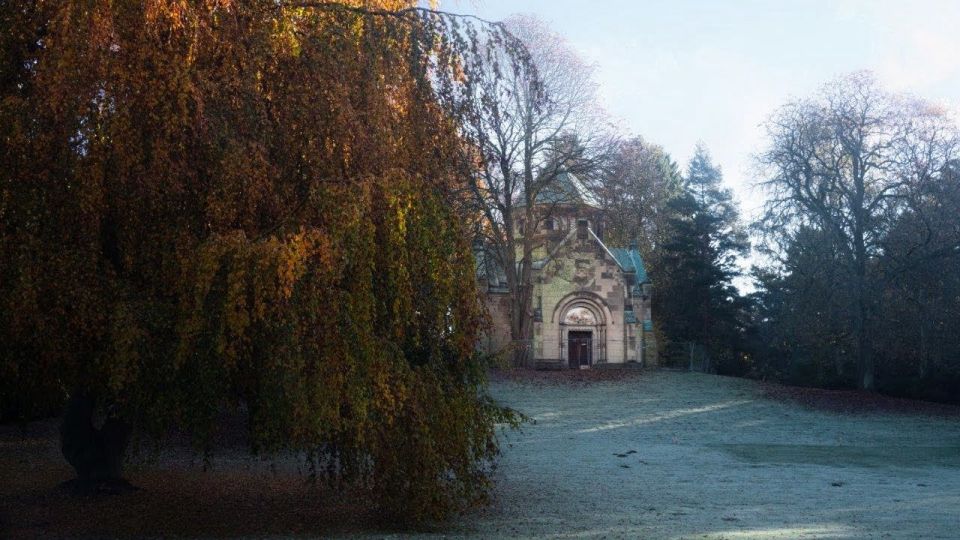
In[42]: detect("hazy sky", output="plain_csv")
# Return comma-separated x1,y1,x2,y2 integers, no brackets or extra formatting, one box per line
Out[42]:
452,0,960,221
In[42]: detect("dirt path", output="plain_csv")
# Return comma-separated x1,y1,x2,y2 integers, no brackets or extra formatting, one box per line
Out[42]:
441,371,960,539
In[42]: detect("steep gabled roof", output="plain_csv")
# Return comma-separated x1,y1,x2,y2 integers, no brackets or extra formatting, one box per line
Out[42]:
519,171,601,209
532,227,651,286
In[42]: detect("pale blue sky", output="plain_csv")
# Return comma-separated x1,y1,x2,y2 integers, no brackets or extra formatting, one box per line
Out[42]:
451,0,960,219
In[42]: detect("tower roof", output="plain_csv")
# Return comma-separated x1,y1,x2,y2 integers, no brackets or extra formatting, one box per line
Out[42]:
519,171,601,208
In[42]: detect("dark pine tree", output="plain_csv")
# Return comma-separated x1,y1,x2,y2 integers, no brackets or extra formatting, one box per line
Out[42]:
656,143,749,373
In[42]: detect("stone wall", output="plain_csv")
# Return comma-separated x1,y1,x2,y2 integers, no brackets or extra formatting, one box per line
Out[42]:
533,236,635,366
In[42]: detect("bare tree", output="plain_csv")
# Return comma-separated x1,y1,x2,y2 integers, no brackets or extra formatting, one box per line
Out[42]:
756,72,959,390
593,136,682,256
462,14,612,366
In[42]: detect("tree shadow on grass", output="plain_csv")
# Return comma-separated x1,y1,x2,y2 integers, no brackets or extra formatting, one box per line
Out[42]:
2,463,396,538
0,423,421,539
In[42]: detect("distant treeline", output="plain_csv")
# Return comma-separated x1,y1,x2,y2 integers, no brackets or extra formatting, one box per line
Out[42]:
595,74,960,403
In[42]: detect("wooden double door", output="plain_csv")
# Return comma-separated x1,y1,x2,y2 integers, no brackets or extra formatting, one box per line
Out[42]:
568,331,593,369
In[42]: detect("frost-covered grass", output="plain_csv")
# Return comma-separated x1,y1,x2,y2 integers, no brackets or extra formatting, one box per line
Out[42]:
2,371,958,538
448,370,960,539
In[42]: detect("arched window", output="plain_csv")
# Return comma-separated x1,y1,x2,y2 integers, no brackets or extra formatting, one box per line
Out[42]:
564,306,597,325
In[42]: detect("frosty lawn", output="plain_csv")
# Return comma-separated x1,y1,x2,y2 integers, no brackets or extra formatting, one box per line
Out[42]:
3,371,959,538
445,371,960,539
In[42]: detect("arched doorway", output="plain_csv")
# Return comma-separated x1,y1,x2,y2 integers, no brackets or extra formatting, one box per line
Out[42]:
559,302,606,369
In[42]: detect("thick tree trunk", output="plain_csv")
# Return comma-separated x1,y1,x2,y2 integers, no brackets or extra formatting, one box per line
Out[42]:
60,393,134,493
502,202,538,368
918,291,928,380
851,192,876,391
853,266,875,391
510,318,533,367
852,277,876,391
509,257,535,368
858,334,875,390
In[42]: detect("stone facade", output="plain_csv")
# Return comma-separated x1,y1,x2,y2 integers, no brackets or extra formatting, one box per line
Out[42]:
477,173,656,369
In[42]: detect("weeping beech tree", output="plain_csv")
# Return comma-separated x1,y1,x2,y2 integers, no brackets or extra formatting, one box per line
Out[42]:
0,0,528,521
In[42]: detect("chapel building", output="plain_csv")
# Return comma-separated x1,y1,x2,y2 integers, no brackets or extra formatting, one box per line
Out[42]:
477,172,656,369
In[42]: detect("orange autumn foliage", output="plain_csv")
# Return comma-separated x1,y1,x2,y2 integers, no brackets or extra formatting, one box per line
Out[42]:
0,0,519,521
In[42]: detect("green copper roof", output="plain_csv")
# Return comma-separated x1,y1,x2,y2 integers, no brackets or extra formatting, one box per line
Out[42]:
609,247,649,283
